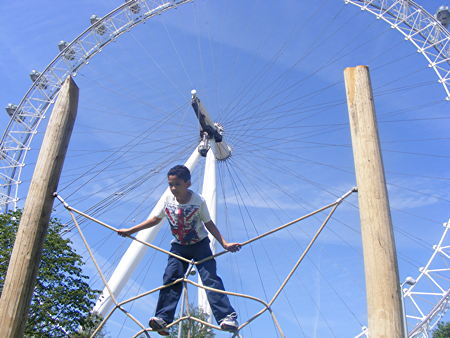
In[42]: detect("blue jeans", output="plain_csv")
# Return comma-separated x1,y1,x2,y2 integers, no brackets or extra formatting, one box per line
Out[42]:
154,237,235,324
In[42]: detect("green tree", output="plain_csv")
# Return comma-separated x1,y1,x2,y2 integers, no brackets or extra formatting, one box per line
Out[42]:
0,210,105,337
168,306,215,338
433,321,450,338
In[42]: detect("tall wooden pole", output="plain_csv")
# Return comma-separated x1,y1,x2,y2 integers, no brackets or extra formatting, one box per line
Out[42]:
0,76,79,337
344,66,404,338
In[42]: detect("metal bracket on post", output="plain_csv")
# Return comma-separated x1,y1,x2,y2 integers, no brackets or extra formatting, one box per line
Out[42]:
198,132,211,157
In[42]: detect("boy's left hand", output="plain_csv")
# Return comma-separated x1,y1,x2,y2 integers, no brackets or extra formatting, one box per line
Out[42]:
223,242,241,252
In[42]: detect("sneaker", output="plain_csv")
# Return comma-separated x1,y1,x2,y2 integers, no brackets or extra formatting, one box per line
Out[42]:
220,312,239,332
149,317,169,336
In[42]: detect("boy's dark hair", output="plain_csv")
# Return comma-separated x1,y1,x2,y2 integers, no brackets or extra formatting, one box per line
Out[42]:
167,165,191,182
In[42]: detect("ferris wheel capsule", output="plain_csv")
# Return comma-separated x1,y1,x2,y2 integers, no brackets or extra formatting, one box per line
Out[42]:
5,104,18,118
125,0,141,14
57,40,76,60
29,70,48,90
435,6,450,28
5,103,24,122
90,15,107,35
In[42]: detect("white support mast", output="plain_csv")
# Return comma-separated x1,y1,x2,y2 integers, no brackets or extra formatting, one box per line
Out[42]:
93,148,201,316
198,145,217,321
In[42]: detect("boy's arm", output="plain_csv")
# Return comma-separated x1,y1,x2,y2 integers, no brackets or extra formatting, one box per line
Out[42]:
204,220,241,252
117,216,162,237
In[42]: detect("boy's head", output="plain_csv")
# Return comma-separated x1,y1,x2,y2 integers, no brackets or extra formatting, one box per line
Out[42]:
167,165,191,182
167,165,191,197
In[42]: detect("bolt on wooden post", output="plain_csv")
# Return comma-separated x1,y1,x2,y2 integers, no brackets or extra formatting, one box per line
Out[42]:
344,66,404,338
0,76,79,337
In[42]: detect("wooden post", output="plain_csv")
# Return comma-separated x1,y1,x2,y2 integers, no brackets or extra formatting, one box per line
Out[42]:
0,76,79,337
344,66,404,338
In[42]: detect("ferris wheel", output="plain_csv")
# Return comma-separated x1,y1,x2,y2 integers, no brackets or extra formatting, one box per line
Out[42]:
1,0,449,336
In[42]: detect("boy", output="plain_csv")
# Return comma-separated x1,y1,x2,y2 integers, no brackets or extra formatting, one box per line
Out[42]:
118,165,240,335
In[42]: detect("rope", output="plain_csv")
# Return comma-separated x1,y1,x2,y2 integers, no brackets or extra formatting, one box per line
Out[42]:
67,209,150,338
53,187,356,337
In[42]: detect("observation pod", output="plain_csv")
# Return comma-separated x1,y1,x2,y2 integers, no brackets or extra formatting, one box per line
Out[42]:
58,41,76,60
5,104,17,118
436,6,450,28
90,14,107,35
124,0,141,14
29,70,48,89
5,104,23,123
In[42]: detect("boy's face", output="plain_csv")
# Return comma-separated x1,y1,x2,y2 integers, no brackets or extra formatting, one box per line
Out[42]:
168,175,191,197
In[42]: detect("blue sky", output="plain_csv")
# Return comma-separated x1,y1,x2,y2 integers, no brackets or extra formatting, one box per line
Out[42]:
1,0,450,337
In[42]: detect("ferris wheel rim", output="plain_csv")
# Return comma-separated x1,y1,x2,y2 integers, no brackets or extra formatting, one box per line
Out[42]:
0,0,193,212
344,0,450,101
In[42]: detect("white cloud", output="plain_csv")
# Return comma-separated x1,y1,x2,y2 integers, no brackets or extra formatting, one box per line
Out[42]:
387,176,449,210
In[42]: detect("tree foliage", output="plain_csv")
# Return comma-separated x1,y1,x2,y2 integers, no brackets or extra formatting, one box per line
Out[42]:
433,321,450,338
0,210,104,336
168,305,215,338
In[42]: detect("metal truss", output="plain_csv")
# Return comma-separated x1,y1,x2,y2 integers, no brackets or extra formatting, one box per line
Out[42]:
0,0,193,213
405,220,450,337
344,0,450,100
354,219,450,337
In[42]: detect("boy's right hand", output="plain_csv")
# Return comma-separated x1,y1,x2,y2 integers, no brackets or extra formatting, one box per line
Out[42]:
222,242,242,253
117,228,134,237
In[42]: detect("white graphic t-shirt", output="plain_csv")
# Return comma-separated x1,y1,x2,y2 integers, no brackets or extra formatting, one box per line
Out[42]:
151,191,211,245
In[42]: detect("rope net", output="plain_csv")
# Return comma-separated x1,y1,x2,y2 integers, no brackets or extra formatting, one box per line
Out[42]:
54,187,356,337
